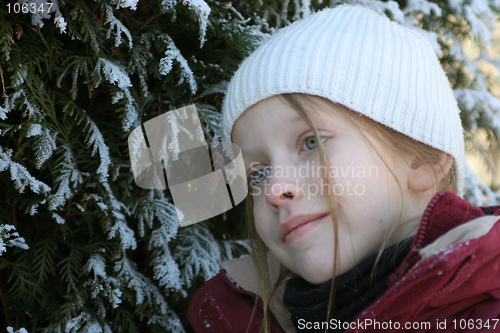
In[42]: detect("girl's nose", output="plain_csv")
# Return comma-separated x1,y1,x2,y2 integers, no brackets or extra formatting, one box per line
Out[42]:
265,175,304,207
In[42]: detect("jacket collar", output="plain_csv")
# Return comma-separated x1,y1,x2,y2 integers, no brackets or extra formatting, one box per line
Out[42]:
390,190,496,284
221,253,296,332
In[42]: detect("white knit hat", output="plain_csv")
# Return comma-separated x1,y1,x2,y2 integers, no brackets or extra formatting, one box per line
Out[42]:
221,4,466,198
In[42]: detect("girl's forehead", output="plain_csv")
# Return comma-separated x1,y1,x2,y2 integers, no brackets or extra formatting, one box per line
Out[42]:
233,96,349,139
232,98,298,134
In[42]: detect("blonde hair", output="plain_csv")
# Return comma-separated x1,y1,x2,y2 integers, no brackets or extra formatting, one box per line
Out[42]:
244,93,457,333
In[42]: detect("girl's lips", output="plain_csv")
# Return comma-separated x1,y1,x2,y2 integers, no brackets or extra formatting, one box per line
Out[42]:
279,213,330,244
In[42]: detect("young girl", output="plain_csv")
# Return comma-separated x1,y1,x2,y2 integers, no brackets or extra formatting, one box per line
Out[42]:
188,5,500,333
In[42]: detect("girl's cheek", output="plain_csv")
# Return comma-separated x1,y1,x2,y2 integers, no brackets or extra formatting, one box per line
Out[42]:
253,204,266,233
253,204,277,244
254,219,271,247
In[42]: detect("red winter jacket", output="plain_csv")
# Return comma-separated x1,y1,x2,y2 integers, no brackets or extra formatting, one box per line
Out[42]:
188,191,500,332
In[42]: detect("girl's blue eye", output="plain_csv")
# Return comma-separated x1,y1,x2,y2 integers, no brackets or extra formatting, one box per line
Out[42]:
249,169,270,186
303,135,326,150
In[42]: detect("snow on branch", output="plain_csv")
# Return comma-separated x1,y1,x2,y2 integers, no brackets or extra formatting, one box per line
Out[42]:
108,220,137,250
93,58,139,131
160,0,210,47
84,253,123,308
12,64,28,88
148,312,185,332
86,191,135,252
455,88,500,134
25,124,42,138
195,103,224,143
64,311,113,333
181,0,211,46
137,190,179,239
110,0,139,10
114,254,170,314
403,0,442,17
47,144,83,210
18,0,66,34
7,327,29,333
104,5,133,49
51,213,65,224
160,0,176,11
0,224,29,256
128,41,151,97
135,191,183,291
151,243,182,292
173,224,223,289
1,67,44,123
0,99,10,122
465,162,500,205
0,147,51,195
464,0,497,46
159,35,197,94
33,128,57,169
88,121,111,180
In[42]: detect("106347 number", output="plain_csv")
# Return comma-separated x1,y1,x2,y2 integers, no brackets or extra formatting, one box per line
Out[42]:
452,319,499,330
7,2,53,14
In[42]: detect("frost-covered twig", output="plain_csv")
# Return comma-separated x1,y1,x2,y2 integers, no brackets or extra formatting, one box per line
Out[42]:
0,224,29,256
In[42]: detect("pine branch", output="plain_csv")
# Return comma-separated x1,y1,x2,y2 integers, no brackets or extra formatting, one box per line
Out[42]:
0,63,6,99
36,27,53,57
0,284,13,327
133,12,162,36
82,0,103,27
7,202,17,229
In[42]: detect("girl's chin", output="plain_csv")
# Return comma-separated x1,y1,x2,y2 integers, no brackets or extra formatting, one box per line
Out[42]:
296,266,334,285
301,273,333,286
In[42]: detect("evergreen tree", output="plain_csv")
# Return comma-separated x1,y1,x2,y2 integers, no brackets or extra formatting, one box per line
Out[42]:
0,0,499,332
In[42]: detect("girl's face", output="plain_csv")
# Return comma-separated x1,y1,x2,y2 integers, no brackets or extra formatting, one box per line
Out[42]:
232,96,425,285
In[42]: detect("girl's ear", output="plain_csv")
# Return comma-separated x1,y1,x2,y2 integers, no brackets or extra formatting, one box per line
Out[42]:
407,154,453,193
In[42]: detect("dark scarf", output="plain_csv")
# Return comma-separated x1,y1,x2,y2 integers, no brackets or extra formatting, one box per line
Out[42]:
283,237,413,332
